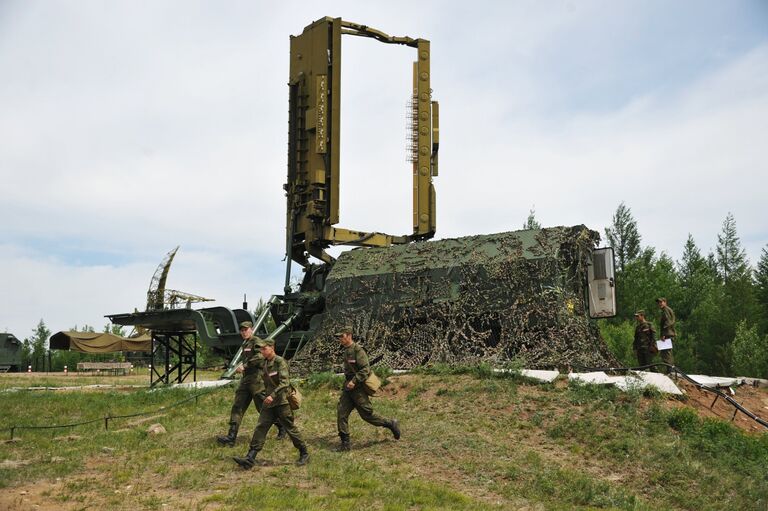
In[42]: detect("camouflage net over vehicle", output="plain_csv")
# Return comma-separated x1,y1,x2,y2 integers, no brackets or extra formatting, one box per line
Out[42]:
291,225,617,374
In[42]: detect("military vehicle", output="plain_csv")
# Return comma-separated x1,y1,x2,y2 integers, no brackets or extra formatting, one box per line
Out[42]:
0,333,23,372
108,17,616,382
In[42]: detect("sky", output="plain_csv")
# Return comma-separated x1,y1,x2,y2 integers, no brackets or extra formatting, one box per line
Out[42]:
1,1,767,339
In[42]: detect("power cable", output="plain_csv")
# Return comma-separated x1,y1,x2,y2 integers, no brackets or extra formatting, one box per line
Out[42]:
573,363,768,430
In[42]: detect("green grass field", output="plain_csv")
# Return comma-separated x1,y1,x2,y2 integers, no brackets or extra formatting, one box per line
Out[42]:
1,369,766,510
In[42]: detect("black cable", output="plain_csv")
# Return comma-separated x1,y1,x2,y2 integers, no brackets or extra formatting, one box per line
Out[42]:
572,363,768,430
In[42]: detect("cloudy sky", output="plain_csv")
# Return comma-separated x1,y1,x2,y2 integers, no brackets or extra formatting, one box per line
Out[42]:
1,1,766,339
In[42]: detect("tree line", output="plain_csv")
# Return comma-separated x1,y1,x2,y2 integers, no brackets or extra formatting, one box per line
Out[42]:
10,212,767,378
600,202,768,378
17,321,134,372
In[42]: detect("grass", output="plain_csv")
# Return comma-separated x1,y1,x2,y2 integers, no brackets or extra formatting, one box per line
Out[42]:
1,372,767,510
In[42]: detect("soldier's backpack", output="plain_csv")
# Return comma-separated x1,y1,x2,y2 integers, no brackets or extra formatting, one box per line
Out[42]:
287,383,303,410
363,371,382,396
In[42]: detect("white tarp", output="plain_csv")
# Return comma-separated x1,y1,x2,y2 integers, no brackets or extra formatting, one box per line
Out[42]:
616,372,683,395
568,371,683,395
520,369,560,383
568,371,622,385
687,374,741,388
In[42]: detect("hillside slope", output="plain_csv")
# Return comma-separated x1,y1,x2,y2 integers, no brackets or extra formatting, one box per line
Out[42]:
1,371,767,510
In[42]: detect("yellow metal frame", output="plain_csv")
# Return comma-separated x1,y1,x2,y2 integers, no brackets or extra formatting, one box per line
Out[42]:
285,17,439,266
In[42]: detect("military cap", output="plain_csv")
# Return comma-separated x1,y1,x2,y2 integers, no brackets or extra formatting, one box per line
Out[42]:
655,297,666,303
261,338,275,347
253,336,267,348
633,310,645,317
239,321,254,330
334,324,354,336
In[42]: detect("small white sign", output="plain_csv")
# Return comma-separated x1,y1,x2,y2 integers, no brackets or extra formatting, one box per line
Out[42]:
656,338,673,351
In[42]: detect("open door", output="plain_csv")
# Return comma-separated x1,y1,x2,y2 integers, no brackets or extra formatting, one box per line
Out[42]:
587,247,617,318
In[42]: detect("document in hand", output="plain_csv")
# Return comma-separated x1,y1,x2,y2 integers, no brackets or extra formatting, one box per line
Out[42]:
656,338,673,351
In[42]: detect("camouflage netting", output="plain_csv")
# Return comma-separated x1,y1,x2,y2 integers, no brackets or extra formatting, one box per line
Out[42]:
291,225,618,374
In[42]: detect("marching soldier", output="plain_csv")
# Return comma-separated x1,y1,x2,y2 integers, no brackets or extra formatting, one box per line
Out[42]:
633,310,657,368
216,321,285,447
336,325,400,451
233,339,309,468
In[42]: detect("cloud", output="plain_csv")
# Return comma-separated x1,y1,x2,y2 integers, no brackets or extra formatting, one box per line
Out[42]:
0,1,766,337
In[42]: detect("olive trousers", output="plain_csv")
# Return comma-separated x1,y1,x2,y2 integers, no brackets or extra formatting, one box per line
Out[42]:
248,403,306,452
337,386,389,436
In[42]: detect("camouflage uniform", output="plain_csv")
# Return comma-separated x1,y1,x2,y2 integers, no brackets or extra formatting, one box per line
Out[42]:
337,342,397,440
659,303,676,369
227,336,268,427
247,355,307,454
218,336,282,446
633,319,656,368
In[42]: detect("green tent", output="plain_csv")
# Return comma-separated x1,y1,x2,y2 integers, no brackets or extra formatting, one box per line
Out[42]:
50,331,152,353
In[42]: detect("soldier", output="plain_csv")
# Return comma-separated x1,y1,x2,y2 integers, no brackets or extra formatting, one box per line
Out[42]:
656,297,676,372
233,338,309,468
216,321,285,447
633,310,657,368
336,325,400,451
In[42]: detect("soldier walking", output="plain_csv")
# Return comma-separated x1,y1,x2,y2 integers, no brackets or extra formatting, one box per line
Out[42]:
656,297,676,372
633,310,657,368
233,339,309,468
336,325,400,451
216,321,285,447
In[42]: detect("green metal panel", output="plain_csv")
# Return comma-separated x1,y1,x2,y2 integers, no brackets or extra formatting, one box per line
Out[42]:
0,333,22,370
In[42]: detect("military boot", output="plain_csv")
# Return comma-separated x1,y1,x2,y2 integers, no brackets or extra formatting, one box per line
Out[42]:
337,433,351,452
233,448,259,469
296,447,310,466
386,419,401,440
216,423,238,447
276,424,287,440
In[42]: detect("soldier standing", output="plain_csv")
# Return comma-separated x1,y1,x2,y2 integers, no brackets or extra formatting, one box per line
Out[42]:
633,310,657,368
216,321,285,447
233,339,309,468
656,297,676,372
336,325,400,451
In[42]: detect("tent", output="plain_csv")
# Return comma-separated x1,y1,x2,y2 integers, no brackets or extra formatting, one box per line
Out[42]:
50,331,152,353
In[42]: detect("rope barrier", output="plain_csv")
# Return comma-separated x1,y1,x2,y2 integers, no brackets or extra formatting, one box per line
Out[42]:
8,380,234,439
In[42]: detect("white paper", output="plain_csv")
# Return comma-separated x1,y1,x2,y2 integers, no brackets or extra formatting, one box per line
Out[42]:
656,338,673,351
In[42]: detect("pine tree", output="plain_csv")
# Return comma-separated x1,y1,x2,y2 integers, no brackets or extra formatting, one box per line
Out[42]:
26,319,51,371
754,246,768,335
716,212,750,284
523,206,542,230
679,234,706,283
605,202,641,273
710,213,759,374
677,234,716,319
755,246,768,309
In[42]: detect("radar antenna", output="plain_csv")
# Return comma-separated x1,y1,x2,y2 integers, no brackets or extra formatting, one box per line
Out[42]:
145,246,214,311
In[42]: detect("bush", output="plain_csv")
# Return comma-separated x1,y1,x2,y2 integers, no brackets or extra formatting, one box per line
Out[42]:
302,371,345,390
599,321,635,367
730,320,768,378
666,407,699,433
